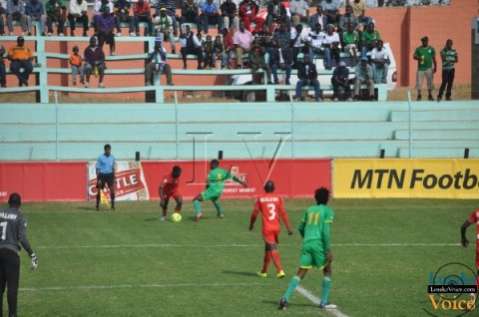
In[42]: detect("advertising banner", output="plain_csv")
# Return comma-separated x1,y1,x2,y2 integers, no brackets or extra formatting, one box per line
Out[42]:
88,161,149,201
334,159,479,199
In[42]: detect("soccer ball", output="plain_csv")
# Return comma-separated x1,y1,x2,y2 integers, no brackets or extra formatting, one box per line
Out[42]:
171,212,182,223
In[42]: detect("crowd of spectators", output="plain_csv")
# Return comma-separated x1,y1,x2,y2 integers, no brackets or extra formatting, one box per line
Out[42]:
0,0,456,100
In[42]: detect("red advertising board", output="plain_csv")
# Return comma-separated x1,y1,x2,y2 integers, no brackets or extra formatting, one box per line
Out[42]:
142,159,331,200
0,162,87,202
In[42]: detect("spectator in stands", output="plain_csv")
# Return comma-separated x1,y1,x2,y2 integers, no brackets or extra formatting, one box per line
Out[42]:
220,0,237,30
308,22,326,59
133,0,153,36
68,0,88,36
25,0,45,35
113,0,134,36
69,45,83,85
0,45,6,87
233,20,253,68
83,36,106,88
321,0,341,26
239,0,258,32
153,7,175,53
95,6,116,55
265,0,283,31
153,0,178,35
370,39,389,83
338,4,358,32
222,27,235,68
354,56,374,100
269,39,292,84
291,23,309,67
332,61,352,101
94,0,114,15
7,36,33,86
45,0,66,35
413,36,436,101
179,24,203,69
349,0,366,18
342,23,359,63
323,24,340,70
295,52,321,101
272,21,291,58
200,0,221,33
213,34,226,68
6,0,27,35
0,0,6,35
290,0,309,22
180,0,199,27
249,41,272,84
308,5,327,30
145,39,173,85
437,39,458,101
361,22,381,57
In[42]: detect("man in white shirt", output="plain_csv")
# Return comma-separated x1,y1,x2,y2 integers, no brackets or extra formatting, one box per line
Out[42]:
145,39,173,85
291,23,310,65
370,39,389,83
179,24,203,69
322,24,340,70
68,0,88,36
307,22,326,58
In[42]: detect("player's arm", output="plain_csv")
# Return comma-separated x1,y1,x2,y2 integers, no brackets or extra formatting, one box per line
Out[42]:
249,200,260,231
112,157,116,180
95,156,101,177
278,199,293,235
17,214,38,270
461,219,472,248
298,211,306,238
159,178,166,200
432,48,437,73
226,168,247,187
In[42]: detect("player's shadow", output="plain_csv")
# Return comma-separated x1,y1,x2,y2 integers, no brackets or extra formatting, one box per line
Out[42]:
222,270,258,278
144,217,159,222
262,300,317,308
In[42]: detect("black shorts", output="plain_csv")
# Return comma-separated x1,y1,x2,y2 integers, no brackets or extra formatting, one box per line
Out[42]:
97,173,114,188
0,248,20,286
98,31,115,46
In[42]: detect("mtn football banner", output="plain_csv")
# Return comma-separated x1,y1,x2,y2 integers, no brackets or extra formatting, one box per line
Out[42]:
88,161,150,201
333,159,479,199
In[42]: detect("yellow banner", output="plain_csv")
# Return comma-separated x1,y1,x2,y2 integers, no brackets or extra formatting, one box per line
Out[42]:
333,159,479,199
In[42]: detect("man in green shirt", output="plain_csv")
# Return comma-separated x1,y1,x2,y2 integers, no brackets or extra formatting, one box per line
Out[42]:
437,39,458,101
193,159,246,222
361,22,381,56
342,23,359,63
414,36,437,101
278,187,336,310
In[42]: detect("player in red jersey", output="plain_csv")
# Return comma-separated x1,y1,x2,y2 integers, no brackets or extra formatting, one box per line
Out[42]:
461,208,479,289
249,180,293,279
159,166,182,221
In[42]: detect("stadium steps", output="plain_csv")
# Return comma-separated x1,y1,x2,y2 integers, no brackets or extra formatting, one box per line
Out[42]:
390,109,479,122
398,147,479,158
394,129,479,141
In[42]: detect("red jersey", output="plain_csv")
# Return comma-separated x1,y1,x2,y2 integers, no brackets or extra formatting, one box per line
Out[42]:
160,175,180,195
250,194,291,233
468,209,479,247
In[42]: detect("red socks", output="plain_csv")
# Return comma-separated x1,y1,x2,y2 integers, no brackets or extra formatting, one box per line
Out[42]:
262,251,283,273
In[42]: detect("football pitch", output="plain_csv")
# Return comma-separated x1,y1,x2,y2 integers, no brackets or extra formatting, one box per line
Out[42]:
14,198,479,317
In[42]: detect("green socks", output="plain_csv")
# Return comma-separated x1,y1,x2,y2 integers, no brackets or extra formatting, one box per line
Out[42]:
320,276,332,304
193,200,202,215
212,200,224,217
283,276,301,301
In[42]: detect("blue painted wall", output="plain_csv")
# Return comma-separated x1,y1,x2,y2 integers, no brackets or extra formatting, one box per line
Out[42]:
1,101,478,160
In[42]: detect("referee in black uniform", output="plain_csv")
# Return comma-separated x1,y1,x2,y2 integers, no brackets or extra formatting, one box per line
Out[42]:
0,193,38,317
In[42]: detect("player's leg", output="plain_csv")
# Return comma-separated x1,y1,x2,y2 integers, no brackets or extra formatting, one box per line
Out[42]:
264,232,285,278
192,194,204,221
172,194,183,213
0,251,6,315
160,196,170,221
279,267,309,310
211,198,224,218
4,251,20,317
107,175,115,210
96,176,104,210
258,243,272,277
319,258,335,309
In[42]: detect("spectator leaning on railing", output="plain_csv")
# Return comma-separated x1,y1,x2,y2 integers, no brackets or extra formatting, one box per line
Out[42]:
133,0,153,36
413,35,436,101
25,0,45,35
0,44,6,87
6,0,27,35
68,0,89,36
7,36,33,87
145,38,173,86
83,36,106,88
370,39,389,84
437,39,457,102
295,52,321,102
113,0,134,36
354,55,374,100
45,0,66,36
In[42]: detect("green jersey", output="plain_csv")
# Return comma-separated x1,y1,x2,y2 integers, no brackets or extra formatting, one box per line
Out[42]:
343,31,359,46
415,46,435,71
298,204,334,251
440,48,457,70
362,30,381,46
206,167,232,193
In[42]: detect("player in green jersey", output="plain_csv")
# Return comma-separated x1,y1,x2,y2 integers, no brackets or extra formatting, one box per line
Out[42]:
278,187,336,311
193,159,247,222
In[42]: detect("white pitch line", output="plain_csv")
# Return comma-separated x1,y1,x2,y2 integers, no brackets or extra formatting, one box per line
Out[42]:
20,281,269,292
36,242,461,250
296,286,350,317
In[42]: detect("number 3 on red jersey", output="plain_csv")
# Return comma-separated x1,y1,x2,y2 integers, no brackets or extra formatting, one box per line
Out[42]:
267,203,277,221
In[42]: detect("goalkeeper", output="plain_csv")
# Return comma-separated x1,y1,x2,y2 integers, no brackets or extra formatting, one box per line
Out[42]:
193,159,247,222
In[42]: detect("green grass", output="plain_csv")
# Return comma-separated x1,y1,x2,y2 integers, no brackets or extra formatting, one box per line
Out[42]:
8,198,479,317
